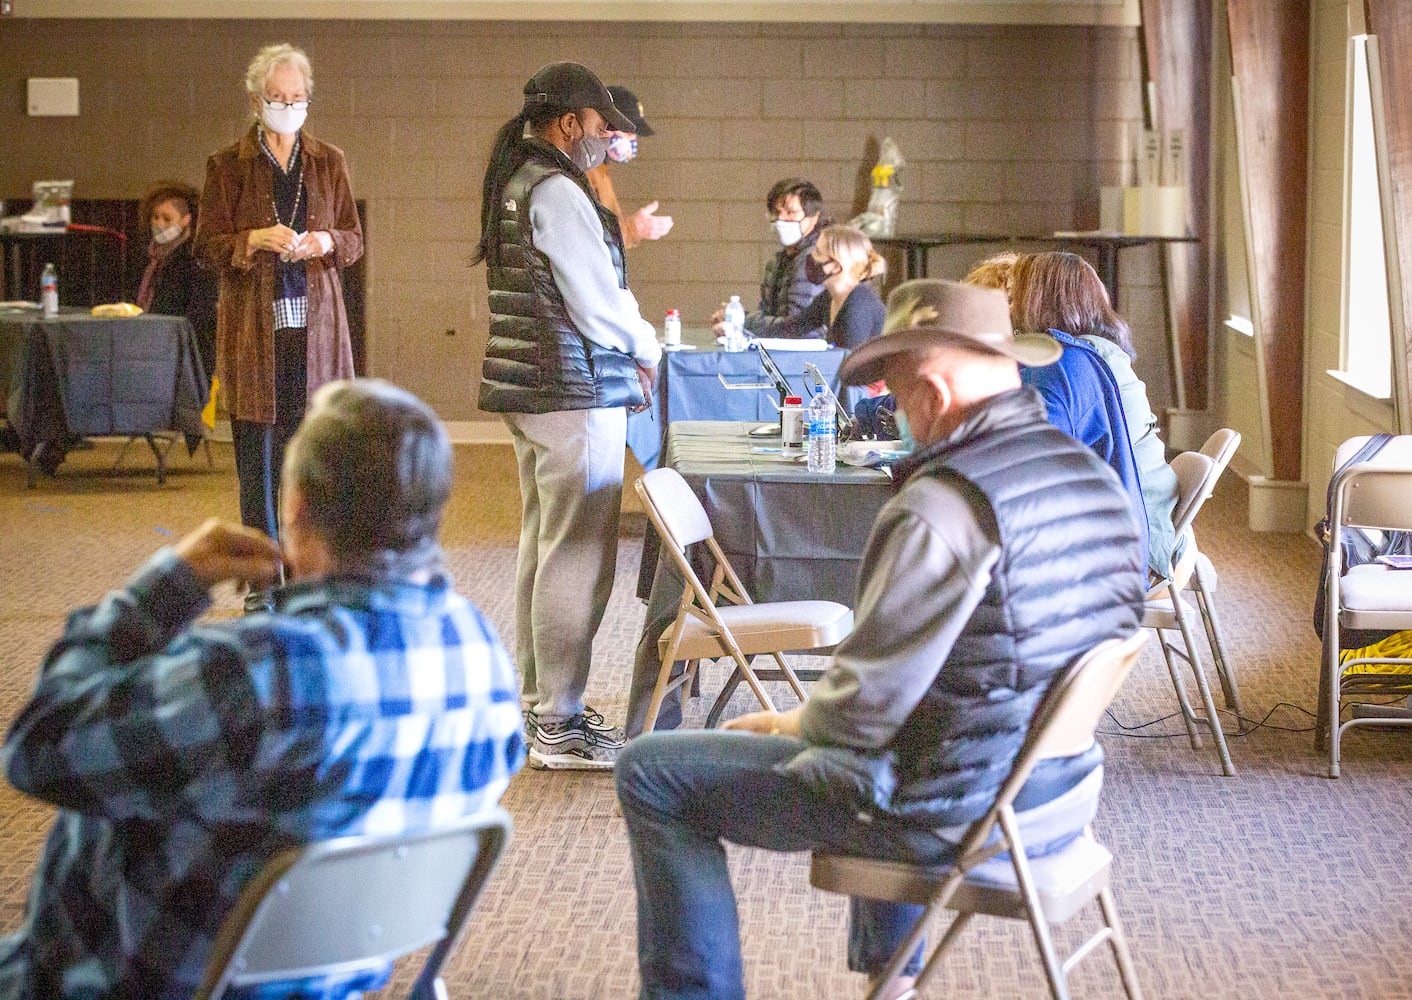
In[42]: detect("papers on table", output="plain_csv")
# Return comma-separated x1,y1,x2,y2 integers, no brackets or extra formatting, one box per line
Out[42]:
839,440,910,468
752,337,831,352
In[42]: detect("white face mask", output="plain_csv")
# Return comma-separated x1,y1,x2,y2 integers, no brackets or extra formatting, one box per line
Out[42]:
261,101,307,136
607,135,637,163
152,223,184,245
772,219,803,247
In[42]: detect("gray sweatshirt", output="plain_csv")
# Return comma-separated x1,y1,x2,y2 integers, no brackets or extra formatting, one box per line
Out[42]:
529,174,661,370
800,474,999,751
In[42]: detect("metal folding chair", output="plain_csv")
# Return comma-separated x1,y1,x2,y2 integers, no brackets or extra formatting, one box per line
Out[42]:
1320,435,1412,777
1185,429,1245,717
195,808,513,1000
635,467,854,732
811,631,1149,1000
1140,446,1237,776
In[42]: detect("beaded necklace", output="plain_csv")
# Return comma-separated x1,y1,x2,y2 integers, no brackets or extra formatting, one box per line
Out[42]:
259,130,304,229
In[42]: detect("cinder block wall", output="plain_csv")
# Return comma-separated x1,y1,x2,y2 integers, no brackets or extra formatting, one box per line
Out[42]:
0,18,1151,420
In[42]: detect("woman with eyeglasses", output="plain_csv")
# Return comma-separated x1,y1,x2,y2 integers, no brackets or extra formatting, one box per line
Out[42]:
195,43,363,613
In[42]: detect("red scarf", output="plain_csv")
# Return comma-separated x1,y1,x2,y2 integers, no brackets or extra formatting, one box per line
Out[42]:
135,232,186,311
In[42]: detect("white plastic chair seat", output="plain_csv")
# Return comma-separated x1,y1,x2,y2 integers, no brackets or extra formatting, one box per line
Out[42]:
662,601,853,659
811,834,1112,926
1339,565,1412,630
1139,594,1200,631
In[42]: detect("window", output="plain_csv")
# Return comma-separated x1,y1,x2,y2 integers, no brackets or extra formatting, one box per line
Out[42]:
1336,34,1393,399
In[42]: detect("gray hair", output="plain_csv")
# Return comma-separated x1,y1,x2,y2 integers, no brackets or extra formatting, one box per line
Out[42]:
285,379,452,578
245,43,314,97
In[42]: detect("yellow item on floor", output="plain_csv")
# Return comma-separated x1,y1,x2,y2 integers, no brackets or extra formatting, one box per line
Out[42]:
90,302,144,318
1341,630,1412,672
201,376,219,430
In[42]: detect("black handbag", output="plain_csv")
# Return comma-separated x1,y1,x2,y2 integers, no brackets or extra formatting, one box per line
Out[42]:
1313,433,1412,645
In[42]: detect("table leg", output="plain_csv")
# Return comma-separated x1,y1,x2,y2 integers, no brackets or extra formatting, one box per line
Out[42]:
909,246,928,280
1099,245,1120,309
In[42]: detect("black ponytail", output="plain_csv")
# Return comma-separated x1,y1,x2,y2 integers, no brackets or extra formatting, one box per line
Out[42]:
472,104,573,268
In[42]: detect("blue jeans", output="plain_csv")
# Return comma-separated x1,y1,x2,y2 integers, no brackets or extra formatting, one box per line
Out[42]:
615,731,958,1000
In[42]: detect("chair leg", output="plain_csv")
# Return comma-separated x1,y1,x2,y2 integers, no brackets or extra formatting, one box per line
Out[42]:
705,668,743,728
1192,569,1244,720
643,625,691,734
768,651,808,703
1170,598,1235,776
1328,653,1343,779
1096,886,1144,1000
201,436,214,469
997,808,1072,1000
867,878,964,1000
912,910,974,996
1155,632,1202,749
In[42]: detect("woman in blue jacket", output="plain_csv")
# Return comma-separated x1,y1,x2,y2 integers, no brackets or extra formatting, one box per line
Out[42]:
1009,251,1182,580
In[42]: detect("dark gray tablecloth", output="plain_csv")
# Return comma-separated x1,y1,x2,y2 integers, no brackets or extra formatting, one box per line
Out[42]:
0,308,208,473
626,420,893,734
625,327,862,470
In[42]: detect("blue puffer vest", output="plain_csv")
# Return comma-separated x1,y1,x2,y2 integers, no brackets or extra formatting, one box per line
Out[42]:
887,388,1145,828
478,140,644,414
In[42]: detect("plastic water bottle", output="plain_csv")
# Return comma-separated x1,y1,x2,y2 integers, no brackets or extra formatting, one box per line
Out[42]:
723,295,747,352
40,263,58,318
663,308,681,347
807,384,837,474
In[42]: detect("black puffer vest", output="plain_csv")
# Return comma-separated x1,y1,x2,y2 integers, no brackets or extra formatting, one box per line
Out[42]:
888,388,1145,828
478,141,644,414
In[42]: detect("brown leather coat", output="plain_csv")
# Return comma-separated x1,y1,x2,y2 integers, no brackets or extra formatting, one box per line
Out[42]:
194,125,363,424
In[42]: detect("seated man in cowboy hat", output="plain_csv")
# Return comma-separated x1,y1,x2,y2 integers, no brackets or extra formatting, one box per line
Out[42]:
615,279,1146,1000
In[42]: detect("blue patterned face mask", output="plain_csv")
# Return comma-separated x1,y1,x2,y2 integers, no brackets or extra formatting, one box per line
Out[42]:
894,408,916,452
607,135,638,163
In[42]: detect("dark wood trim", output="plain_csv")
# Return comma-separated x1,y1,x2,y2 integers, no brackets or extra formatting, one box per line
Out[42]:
1366,1,1412,431
1139,0,1213,413
1226,1,1310,481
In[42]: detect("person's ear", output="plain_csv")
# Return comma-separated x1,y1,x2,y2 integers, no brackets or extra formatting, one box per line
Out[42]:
179,211,192,231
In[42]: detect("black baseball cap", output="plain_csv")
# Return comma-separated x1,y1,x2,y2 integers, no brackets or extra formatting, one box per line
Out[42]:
607,85,655,136
522,63,635,133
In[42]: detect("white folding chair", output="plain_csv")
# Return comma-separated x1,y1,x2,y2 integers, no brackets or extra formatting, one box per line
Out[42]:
1321,435,1412,778
1185,429,1245,717
1140,448,1237,776
196,808,512,1000
635,467,854,732
811,631,1149,1000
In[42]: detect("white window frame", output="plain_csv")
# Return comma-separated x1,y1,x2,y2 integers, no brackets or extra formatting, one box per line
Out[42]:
1331,33,1395,401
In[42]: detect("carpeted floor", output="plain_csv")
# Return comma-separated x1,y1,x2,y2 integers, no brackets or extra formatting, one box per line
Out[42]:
1,440,1410,999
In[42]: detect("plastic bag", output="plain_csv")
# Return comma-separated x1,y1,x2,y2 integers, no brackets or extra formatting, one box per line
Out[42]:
848,138,906,238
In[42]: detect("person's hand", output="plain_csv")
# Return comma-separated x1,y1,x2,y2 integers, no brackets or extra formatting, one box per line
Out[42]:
631,202,673,241
287,230,334,262
630,362,657,414
710,319,728,337
247,225,300,256
722,707,802,737
709,304,728,325
173,518,283,590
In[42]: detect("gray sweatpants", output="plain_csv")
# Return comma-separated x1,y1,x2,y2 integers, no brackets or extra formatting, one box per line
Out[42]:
503,407,626,724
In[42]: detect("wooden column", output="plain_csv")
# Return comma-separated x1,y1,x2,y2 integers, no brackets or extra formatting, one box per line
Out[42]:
1226,1,1310,482
1366,0,1412,431
1138,0,1212,413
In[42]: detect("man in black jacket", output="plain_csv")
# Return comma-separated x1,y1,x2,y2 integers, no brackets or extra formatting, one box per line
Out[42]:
617,279,1145,1000
711,177,829,339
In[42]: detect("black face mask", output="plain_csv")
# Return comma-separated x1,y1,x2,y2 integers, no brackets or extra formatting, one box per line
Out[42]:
804,255,838,285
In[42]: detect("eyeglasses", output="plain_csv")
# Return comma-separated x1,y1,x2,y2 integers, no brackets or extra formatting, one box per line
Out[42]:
262,98,311,111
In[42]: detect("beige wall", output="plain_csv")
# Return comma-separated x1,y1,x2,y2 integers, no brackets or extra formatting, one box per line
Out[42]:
0,18,1146,420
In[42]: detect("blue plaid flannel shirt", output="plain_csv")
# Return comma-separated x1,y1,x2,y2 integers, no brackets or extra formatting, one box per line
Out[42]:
0,549,525,1000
